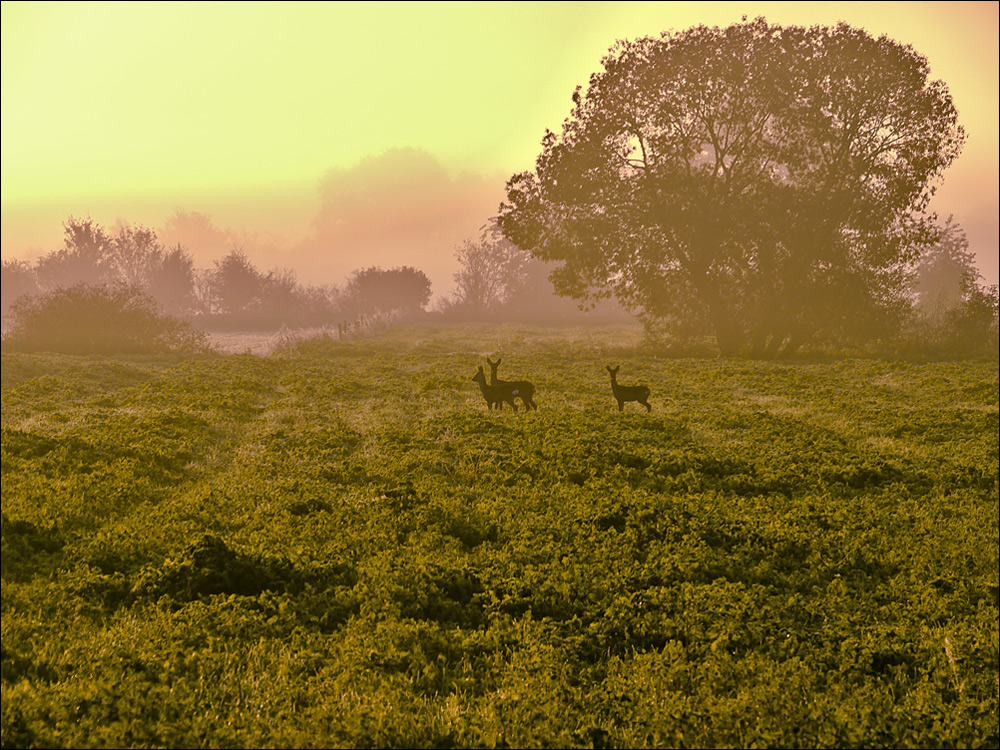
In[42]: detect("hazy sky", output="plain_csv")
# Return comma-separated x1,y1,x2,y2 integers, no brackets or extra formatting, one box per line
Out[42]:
2,0,997,293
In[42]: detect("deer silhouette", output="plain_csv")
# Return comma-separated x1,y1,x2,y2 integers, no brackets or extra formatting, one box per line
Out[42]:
487,357,537,411
472,366,522,412
607,365,651,412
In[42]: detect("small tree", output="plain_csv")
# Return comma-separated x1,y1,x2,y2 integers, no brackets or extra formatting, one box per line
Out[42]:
901,217,996,354
34,217,117,291
945,282,999,355
147,244,197,316
451,221,532,313
210,249,266,314
112,223,163,288
910,216,978,323
344,266,431,317
2,283,206,355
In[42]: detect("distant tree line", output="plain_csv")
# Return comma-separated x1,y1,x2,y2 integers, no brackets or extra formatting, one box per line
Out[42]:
0,211,633,354
1,217,435,339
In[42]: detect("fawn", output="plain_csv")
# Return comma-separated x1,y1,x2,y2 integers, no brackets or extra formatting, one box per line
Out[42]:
472,366,522,412
607,365,651,412
487,357,537,411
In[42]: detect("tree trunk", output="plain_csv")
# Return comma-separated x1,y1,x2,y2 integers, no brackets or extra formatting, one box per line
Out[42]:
777,334,806,358
713,317,745,357
694,275,744,357
763,331,787,359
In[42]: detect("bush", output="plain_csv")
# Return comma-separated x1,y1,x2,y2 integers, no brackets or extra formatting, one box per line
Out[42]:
898,283,999,357
2,283,208,355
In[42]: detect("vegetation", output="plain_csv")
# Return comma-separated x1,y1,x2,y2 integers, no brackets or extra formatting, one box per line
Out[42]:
2,283,208,355
499,18,967,356
2,323,996,748
1,218,447,334
343,266,433,318
907,217,999,356
447,222,531,313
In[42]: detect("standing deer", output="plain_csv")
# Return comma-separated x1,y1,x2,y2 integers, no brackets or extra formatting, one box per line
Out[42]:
472,366,522,412
607,365,651,412
487,357,537,411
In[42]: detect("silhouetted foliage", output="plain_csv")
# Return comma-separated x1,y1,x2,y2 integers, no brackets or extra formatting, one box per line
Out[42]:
499,18,966,357
1,259,39,328
2,283,207,355
440,220,633,324
947,282,999,354
209,249,267,314
343,266,431,317
900,217,997,355
449,221,531,313
198,251,345,328
911,216,978,323
148,244,198,315
26,217,200,317
34,217,117,290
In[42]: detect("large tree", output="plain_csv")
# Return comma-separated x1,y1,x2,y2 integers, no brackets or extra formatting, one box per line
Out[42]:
498,18,965,356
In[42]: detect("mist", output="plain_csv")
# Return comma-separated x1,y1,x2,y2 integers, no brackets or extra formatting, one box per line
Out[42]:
290,147,507,301
1,148,509,309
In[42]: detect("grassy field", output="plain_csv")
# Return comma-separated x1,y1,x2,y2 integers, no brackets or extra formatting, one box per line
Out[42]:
2,322,998,748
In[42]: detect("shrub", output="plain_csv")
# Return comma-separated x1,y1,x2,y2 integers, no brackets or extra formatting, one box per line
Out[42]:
2,283,208,355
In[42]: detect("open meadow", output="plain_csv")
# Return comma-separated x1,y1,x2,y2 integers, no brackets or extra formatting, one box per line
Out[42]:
2,323,998,748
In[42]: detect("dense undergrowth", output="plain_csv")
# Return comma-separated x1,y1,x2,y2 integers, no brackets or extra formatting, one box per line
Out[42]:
2,323,997,748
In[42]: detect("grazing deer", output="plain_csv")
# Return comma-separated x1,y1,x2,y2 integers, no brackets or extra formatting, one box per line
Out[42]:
487,357,538,411
472,366,521,412
607,365,651,412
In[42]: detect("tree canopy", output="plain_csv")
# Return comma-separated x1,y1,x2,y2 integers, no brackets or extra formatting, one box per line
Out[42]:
344,266,432,317
498,18,965,356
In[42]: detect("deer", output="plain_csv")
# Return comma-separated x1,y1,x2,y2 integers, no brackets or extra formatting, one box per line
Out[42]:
472,366,522,412
487,357,537,411
607,365,651,412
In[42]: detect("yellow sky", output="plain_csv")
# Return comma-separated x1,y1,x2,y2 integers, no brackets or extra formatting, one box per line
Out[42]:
2,0,997,288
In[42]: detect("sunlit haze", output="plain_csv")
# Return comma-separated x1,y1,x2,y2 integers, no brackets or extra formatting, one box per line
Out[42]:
3,1,998,296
